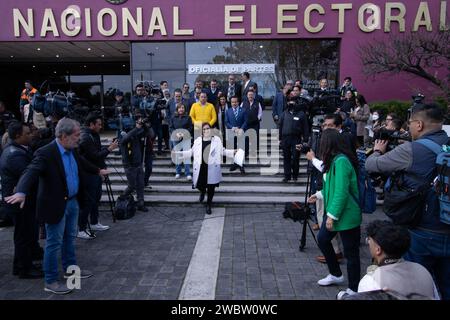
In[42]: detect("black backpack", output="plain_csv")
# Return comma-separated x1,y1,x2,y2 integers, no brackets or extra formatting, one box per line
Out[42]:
282,202,311,222
114,195,136,220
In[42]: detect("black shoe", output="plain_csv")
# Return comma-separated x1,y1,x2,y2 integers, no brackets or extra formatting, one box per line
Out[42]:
293,177,298,182
18,268,44,279
240,167,245,174
282,178,290,183
199,193,205,203
229,164,238,172
206,204,212,215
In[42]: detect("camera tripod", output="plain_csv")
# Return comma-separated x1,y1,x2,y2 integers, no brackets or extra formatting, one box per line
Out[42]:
298,161,318,251
104,176,117,223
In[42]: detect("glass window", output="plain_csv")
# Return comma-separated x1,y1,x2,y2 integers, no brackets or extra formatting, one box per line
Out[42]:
186,41,231,65
70,75,102,83
132,43,185,70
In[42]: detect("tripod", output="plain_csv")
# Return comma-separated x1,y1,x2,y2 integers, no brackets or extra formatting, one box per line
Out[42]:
299,160,319,251
104,176,116,223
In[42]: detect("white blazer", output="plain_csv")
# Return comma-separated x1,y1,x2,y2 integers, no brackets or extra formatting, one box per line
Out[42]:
181,136,235,188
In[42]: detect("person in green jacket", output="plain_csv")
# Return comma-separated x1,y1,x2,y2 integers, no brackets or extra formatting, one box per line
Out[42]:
308,129,362,293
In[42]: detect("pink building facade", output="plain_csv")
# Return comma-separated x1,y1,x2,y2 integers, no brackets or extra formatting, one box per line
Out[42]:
0,0,448,103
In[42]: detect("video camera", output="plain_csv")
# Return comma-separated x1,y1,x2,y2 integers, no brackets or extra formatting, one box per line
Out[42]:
368,129,411,155
407,93,425,121
31,90,85,119
139,81,161,96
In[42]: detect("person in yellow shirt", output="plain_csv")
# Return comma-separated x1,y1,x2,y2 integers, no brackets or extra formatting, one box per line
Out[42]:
189,92,217,130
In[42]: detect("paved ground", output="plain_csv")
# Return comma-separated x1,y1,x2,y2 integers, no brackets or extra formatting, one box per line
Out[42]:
0,204,385,300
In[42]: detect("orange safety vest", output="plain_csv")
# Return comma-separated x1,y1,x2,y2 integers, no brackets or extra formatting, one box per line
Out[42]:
20,87,37,101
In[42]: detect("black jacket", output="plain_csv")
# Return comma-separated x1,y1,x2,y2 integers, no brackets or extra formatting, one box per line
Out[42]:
279,110,310,142
169,114,193,134
0,142,33,199
79,128,110,169
120,127,147,168
15,140,99,224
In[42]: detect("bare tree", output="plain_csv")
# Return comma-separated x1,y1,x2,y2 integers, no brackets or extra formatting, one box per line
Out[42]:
359,30,450,100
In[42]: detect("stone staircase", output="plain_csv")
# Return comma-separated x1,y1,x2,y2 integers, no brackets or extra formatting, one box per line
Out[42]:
100,132,383,207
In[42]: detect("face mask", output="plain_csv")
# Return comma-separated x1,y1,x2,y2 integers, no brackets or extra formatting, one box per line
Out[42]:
372,114,379,121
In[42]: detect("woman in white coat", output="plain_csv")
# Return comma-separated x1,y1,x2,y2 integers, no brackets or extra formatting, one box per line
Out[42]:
176,122,236,214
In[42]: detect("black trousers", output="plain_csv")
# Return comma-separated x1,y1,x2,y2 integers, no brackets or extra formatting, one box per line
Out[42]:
282,136,301,180
198,186,216,205
11,205,40,273
317,221,361,291
79,174,102,231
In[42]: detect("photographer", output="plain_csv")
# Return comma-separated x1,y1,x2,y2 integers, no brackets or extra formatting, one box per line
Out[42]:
365,103,450,300
120,116,150,213
279,96,309,183
78,113,119,239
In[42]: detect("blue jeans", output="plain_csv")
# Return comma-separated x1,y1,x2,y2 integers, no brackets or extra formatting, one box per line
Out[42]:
44,199,79,284
404,229,450,300
171,139,191,176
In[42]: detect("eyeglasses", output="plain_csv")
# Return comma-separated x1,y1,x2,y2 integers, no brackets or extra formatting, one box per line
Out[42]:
202,128,210,131
407,119,420,125
386,118,393,121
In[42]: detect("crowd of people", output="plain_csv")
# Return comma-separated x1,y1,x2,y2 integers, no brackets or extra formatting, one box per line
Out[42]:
0,73,448,300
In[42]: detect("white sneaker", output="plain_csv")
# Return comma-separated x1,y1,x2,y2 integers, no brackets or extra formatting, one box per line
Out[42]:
317,274,345,286
336,288,357,300
77,230,96,240
186,175,192,181
175,174,180,179
90,223,110,231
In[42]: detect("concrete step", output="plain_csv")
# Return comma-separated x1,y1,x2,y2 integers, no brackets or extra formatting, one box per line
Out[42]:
102,184,307,194
106,175,309,184
105,166,305,175
105,158,307,168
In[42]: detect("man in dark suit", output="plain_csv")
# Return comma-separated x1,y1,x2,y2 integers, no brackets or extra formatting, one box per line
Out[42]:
223,75,242,104
241,72,256,102
189,80,206,99
6,117,108,295
205,79,222,106
226,96,247,174
0,121,43,279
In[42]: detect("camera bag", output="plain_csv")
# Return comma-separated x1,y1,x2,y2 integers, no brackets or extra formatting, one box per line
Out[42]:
383,172,429,226
114,194,136,220
282,202,310,222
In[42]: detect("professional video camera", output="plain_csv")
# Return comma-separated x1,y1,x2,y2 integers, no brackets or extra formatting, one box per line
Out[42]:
311,90,341,116
367,128,411,156
31,90,89,122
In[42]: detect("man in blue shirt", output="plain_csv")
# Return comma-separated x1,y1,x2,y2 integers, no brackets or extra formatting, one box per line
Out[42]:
6,118,108,295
